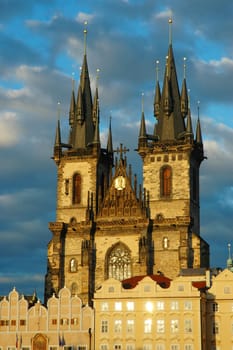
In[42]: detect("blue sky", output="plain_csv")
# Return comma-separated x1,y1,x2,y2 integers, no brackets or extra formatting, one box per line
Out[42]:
0,0,233,300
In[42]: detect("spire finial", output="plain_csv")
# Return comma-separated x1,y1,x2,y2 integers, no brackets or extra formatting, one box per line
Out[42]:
141,92,144,113
96,68,100,88
197,100,200,119
156,60,160,82
168,17,173,45
57,101,61,120
83,20,88,55
183,57,187,79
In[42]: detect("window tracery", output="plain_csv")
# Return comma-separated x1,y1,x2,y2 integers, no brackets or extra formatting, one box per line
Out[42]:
107,244,131,280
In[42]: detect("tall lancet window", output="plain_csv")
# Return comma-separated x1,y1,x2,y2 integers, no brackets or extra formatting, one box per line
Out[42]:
73,173,81,204
161,166,172,198
107,243,131,281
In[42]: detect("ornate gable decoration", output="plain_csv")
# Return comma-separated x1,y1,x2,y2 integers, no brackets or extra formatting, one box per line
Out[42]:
98,145,146,218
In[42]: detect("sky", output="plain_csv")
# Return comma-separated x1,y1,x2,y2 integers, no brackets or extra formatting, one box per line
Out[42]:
0,0,233,301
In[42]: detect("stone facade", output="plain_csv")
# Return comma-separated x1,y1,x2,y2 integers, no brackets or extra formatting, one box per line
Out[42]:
0,287,93,350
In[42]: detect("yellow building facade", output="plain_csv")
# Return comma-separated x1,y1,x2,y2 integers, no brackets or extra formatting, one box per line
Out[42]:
0,287,93,350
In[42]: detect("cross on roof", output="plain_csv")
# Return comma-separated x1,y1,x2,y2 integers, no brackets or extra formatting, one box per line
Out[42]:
114,143,129,159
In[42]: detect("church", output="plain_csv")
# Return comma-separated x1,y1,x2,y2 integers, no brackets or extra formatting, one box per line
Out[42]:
5,23,232,350
44,24,209,306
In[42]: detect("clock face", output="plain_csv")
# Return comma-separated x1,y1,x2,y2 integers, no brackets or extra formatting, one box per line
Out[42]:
114,176,126,190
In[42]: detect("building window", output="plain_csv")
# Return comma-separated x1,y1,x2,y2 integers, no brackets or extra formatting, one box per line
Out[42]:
11,320,16,326
73,173,81,204
178,285,184,291
114,345,121,350
101,302,109,311
52,319,57,325
71,318,79,325
156,345,165,350
171,301,179,310
100,345,108,350
20,320,26,326
184,345,193,350
114,320,122,333
224,286,231,294
126,345,135,350
145,301,153,312
70,258,77,272
127,320,134,333
156,301,164,310
65,179,69,195
213,322,219,334
77,346,87,350
107,243,131,280
115,302,122,311
161,166,172,197
212,303,218,312
163,237,169,249
143,345,152,350
171,319,179,333
184,319,192,333
127,301,134,311
101,320,108,333
184,301,192,310
157,319,165,333
144,319,152,333
171,345,179,350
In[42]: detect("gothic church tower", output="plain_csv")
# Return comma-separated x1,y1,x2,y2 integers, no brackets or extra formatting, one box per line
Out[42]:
45,24,209,305
138,26,209,277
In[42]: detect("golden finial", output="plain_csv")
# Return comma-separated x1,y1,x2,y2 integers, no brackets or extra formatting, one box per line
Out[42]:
83,20,88,55
156,60,160,82
183,57,187,79
168,17,173,45
141,92,144,113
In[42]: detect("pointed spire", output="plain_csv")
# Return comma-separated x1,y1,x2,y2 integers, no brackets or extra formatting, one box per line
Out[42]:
154,20,186,141
186,89,193,137
93,113,100,147
181,58,188,117
196,101,203,144
92,69,100,126
154,60,161,119
107,116,113,154
54,108,62,164
168,17,173,45
69,73,76,126
76,85,84,123
138,93,147,148
163,74,173,116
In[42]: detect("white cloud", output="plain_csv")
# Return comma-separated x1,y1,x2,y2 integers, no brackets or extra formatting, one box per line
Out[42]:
75,12,95,24
0,112,22,147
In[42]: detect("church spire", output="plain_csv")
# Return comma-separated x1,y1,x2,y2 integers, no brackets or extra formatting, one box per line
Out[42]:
138,93,147,148
181,58,188,118
68,22,94,149
107,116,113,154
154,60,161,119
155,20,185,141
92,69,100,126
196,102,203,144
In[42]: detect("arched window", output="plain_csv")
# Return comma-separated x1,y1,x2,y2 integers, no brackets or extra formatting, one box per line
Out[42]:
70,258,77,273
107,243,131,281
73,173,81,204
163,237,169,249
161,166,172,197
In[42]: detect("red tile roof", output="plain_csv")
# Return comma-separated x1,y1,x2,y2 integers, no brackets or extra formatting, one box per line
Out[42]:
122,274,171,289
